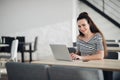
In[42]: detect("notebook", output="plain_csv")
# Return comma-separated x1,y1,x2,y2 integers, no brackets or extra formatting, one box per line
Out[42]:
50,44,73,61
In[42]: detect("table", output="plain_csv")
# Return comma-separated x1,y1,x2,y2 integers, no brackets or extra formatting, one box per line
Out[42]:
0,44,9,47
32,59,120,71
107,47,120,52
0,61,7,79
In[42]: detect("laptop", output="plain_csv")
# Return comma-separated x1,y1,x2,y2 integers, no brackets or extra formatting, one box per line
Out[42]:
50,44,73,61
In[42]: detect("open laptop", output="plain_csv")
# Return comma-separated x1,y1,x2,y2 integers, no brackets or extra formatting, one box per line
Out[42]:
50,44,73,61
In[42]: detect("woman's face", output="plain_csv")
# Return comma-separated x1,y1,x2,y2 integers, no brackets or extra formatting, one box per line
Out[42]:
77,18,90,35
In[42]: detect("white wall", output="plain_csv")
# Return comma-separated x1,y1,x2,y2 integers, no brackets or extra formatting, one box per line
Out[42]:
0,0,73,60
1,0,120,61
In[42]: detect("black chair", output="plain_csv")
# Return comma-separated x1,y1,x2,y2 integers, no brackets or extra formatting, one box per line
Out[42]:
24,36,38,62
107,43,119,47
16,36,25,53
16,36,38,62
113,71,120,80
104,50,119,80
6,62,49,80
31,36,38,52
0,36,15,52
103,51,119,80
106,51,120,80
16,36,26,62
118,40,120,42
68,47,76,53
106,52,118,59
73,42,76,47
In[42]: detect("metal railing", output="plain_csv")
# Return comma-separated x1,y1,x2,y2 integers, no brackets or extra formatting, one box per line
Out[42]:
80,0,120,28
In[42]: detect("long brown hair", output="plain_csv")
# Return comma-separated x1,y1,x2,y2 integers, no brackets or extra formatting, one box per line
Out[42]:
77,12,108,57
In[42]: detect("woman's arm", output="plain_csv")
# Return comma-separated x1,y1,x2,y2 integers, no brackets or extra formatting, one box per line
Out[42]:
81,51,104,61
71,50,104,61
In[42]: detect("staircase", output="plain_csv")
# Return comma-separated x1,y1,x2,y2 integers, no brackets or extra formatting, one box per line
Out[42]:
80,0,120,28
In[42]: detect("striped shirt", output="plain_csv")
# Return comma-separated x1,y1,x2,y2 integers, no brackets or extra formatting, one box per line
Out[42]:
76,33,104,56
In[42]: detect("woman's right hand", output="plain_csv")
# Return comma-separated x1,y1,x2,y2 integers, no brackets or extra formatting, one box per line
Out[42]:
70,53,82,60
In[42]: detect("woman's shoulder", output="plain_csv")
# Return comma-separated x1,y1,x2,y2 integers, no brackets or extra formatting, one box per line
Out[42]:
77,35,83,41
95,33,102,37
94,33,103,40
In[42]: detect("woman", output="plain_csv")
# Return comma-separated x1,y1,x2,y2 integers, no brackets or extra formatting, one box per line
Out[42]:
71,12,107,61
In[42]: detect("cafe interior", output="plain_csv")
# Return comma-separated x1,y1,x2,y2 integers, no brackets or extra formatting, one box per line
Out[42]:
0,0,120,80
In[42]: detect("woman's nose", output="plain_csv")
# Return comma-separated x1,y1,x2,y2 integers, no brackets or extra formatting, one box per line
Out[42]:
79,26,84,30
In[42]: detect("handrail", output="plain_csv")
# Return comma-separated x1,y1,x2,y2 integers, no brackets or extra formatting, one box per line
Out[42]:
104,0,120,20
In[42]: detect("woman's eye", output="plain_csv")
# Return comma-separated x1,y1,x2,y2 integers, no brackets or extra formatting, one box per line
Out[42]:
78,25,81,28
82,24,86,27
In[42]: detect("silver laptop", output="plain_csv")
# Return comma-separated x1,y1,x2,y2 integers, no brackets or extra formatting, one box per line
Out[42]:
50,44,73,61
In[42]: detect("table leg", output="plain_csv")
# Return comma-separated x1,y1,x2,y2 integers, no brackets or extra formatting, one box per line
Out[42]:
21,45,25,62
21,51,24,62
29,43,32,62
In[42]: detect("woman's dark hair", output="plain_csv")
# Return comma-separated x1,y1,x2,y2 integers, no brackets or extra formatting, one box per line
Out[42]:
77,12,108,57
77,12,100,36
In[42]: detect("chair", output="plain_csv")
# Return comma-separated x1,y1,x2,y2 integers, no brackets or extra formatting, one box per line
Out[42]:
118,40,120,42
26,36,38,52
106,52,118,59
0,40,18,78
113,71,120,80
105,49,120,80
104,49,118,80
73,42,76,47
16,36,25,53
0,36,15,52
103,56,119,80
48,65,104,80
16,36,38,62
16,36,27,62
24,36,38,62
107,43,119,47
5,62,49,80
0,39,18,62
68,47,76,53
106,43,119,60
10,39,19,62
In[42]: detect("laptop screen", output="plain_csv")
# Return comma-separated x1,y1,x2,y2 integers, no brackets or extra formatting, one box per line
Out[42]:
50,44,73,61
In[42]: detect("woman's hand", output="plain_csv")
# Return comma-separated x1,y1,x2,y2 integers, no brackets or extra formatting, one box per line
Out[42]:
70,53,82,60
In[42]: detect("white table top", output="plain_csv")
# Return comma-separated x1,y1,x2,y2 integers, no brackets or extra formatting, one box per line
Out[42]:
32,58,120,71
0,44,9,47
107,47,120,52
